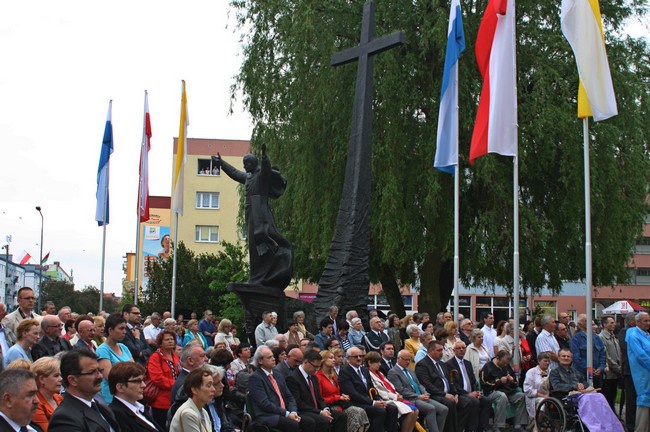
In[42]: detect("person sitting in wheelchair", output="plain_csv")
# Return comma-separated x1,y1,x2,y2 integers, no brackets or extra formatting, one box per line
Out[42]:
548,348,623,431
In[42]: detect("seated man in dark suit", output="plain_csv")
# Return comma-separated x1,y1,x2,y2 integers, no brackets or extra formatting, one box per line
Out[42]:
286,349,346,432
387,349,448,432
274,347,303,380
414,340,461,432
338,346,398,432
49,349,121,432
379,342,396,376
445,340,490,432
108,362,164,432
73,319,98,352
363,317,389,352
0,368,44,432
248,346,305,432
31,315,72,361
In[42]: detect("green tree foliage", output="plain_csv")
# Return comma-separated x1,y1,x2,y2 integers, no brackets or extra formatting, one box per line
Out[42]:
40,281,119,315
142,242,249,332
230,0,649,314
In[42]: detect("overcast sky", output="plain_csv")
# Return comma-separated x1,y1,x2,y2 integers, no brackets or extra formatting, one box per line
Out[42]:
0,1,253,295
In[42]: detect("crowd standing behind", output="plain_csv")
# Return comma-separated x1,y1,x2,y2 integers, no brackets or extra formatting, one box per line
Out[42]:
0,289,647,432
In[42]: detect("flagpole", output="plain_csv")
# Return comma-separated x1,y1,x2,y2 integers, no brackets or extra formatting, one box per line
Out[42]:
510,0,520,375
171,212,179,318
453,164,459,321
99,160,109,313
583,117,593,386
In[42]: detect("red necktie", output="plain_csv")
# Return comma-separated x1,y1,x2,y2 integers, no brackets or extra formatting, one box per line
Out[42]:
268,374,286,409
307,375,318,408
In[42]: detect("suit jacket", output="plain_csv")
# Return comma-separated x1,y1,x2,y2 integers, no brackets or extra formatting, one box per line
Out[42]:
285,367,327,414
48,393,121,432
205,398,236,432
1,310,42,346
248,367,298,427
0,415,44,432
73,339,96,352
272,360,294,380
387,365,428,402
414,355,457,399
31,336,72,361
379,358,396,376
338,365,380,408
109,398,163,432
445,357,479,395
169,397,212,432
363,330,388,352
122,326,151,366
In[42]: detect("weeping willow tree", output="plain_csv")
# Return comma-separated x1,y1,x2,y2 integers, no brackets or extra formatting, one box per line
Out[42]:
230,0,649,315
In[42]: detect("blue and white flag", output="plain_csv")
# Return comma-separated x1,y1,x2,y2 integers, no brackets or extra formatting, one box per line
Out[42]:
434,0,466,174
95,100,113,226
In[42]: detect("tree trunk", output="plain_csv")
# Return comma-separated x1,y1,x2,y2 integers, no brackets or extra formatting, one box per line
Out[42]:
379,264,406,317
418,250,442,315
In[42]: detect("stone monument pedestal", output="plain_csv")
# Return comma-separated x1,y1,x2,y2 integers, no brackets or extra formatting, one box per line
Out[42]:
228,283,286,344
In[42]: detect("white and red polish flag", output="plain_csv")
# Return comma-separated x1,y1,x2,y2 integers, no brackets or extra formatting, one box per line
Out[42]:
470,0,518,163
138,91,152,222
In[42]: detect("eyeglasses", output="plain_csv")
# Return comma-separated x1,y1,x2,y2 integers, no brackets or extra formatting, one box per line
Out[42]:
47,324,64,328
20,297,36,301
74,368,104,377
398,357,412,362
349,355,364,359
125,378,144,385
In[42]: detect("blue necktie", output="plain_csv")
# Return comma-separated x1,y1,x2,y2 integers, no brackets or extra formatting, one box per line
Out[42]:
435,362,450,392
403,368,421,395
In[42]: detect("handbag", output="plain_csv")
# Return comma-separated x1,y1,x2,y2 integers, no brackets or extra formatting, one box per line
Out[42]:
142,374,160,404
141,351,165,404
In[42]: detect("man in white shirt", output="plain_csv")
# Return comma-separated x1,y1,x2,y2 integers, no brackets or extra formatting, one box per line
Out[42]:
480,313,496,358
143,312,163,345
535,315,560,370
0,368,42,432
255,311,278,347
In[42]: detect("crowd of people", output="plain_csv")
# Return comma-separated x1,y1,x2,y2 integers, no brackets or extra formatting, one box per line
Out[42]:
0,288,648,432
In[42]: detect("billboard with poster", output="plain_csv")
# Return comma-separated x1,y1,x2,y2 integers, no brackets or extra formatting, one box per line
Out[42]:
141,225,170,288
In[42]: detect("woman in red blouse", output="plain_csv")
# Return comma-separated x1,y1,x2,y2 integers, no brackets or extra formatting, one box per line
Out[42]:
316,350,369,432
146,330,180,428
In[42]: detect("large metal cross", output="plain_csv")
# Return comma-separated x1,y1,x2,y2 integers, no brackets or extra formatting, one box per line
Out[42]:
315,2,405,322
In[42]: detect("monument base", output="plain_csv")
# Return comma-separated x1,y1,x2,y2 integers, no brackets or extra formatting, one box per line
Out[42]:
227,283,286,344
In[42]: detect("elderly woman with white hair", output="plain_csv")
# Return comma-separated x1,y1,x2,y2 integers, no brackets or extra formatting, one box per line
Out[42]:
348,317,366,346
403,324,421,367
293,310,315,340
204,365,237,432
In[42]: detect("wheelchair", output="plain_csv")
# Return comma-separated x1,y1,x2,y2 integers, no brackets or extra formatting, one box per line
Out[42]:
534,392,588,432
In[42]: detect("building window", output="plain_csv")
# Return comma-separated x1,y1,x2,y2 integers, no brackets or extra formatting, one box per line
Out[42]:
195,225,219,243
196,192,220,209
197,158,220,176
449,296,472,321
637,268,650,277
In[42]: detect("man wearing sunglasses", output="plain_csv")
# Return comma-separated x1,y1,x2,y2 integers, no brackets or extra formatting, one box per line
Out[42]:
2,287,43,346
49,350,120,432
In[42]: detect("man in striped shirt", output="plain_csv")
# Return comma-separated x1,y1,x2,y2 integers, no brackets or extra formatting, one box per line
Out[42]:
535,315,560,370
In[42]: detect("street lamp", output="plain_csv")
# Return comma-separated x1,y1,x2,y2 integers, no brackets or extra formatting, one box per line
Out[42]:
36,206,43,313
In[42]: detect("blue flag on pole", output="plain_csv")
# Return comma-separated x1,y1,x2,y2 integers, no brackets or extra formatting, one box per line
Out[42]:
95,101,113,226
434,0,465,174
